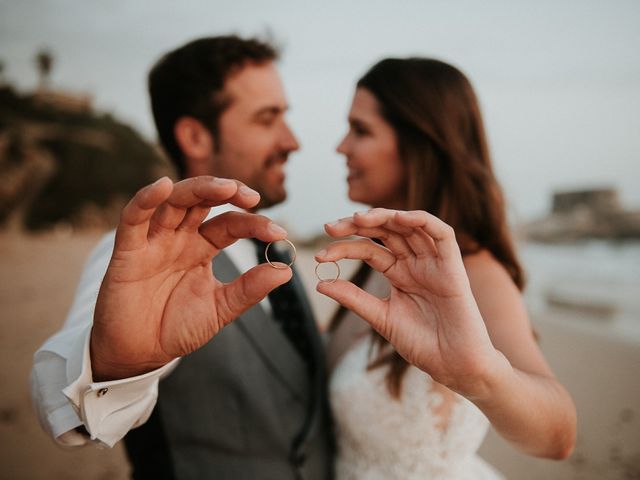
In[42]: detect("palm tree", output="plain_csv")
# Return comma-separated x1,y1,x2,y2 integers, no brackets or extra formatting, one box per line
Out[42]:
35,49,53,90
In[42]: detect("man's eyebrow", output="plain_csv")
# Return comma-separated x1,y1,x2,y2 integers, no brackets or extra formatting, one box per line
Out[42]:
253,105,288,118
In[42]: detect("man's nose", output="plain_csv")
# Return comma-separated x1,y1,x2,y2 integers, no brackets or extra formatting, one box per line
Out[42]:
280,122,300,152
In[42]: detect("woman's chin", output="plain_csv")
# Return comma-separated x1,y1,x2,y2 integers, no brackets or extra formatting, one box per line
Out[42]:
347,190,366,205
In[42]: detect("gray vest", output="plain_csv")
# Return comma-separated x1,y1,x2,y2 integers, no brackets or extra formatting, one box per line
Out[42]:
124,252,334,480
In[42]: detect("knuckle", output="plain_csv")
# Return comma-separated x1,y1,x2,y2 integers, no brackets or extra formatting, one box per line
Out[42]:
445,225,456,237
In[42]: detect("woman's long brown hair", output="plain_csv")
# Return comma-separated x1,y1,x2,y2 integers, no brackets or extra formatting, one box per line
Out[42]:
331,58,525,398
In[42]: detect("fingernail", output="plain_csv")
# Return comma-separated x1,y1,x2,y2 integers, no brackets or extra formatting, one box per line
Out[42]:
315,249,327,258
213,177,235,185
152,176,168,186
268,223,287,236
239,185,259,196
327,217,350,227
354,210,369,216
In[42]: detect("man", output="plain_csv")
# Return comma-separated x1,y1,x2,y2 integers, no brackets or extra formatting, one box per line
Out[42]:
31,36,333,479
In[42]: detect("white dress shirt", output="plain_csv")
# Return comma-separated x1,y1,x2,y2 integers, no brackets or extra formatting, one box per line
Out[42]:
30,205,272,447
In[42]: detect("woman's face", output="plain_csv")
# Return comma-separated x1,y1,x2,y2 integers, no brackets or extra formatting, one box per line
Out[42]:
337,88,406,209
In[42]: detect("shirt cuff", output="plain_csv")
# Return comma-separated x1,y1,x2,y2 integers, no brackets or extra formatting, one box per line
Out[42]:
63,332,179,447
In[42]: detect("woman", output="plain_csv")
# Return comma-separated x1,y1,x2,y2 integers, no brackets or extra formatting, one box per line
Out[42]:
315,58,576,478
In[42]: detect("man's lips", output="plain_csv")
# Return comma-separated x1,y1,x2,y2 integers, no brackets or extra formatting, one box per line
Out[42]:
265,152,289,168
266,161,286,183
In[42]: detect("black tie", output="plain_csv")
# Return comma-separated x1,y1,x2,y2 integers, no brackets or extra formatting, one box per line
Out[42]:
252,239,314,371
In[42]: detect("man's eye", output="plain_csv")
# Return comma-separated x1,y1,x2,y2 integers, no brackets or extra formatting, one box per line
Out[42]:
256,117,274,126
255,113,279,126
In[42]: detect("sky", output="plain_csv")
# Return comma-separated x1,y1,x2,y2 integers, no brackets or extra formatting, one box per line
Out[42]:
1,0,639,237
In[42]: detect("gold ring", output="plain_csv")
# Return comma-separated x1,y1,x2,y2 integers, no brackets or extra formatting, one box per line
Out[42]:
315,261,340,283
265,239,296,269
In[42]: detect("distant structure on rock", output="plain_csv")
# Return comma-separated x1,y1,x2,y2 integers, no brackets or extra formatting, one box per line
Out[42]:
31,89,93,114
524,187,640,242
551,189,620,215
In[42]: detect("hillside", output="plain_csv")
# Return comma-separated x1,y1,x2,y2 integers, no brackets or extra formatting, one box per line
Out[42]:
0,86,173,231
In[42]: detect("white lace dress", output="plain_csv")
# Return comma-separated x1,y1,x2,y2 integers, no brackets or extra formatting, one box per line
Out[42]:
330,335,505,479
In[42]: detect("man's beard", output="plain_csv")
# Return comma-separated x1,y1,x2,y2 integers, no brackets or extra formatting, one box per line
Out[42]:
254,151,289,210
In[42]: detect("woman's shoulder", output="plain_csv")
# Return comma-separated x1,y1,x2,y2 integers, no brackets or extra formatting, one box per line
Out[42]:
462,249,524,320
462,249,532,345
462,249,515,288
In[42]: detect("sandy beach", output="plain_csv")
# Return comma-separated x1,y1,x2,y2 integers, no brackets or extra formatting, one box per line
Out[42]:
1,229,638,479
0,229,130,479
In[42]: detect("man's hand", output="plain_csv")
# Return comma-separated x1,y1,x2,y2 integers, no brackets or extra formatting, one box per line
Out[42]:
91,176,292,381
315,208,505,398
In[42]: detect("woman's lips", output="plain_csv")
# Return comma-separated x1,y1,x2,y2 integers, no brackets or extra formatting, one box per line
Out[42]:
347,169,361,182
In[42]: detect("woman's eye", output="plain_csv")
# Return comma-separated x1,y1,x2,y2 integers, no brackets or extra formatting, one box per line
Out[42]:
353,126,369,136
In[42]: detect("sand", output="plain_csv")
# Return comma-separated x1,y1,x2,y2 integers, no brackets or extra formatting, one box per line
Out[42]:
0,229,130,479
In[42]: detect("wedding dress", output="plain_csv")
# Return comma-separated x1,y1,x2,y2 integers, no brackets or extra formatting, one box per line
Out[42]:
330,334,505,480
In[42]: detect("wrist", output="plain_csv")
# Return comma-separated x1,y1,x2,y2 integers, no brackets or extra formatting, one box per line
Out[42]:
89,332,168,382
455,348,512,403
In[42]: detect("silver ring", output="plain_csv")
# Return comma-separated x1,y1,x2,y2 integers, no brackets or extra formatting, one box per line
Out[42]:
265,239,296,269
315,261,340,283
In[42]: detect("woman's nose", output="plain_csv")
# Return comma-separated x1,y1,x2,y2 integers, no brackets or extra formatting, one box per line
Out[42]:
336,135,349,154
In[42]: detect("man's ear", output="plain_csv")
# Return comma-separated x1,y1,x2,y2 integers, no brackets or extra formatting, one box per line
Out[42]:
174,116,215,163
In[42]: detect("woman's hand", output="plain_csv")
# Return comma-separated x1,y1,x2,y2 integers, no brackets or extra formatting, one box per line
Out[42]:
91,176,293,381
315,208,506,398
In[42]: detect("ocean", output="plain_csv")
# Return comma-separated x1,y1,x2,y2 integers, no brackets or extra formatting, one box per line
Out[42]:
520,240,640,343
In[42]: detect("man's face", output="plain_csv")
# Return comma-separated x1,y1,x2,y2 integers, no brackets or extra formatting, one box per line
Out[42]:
212,62,299,210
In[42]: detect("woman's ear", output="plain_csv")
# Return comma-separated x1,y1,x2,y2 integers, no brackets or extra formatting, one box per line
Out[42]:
174,116,214,163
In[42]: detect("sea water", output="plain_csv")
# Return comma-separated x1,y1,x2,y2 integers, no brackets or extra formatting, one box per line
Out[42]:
520,240,640,342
